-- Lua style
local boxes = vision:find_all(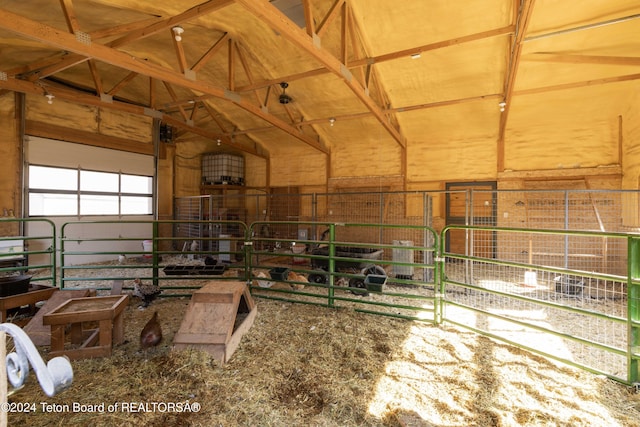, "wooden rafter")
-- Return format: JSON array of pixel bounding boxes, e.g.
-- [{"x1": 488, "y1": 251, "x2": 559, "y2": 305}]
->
[
  {"x1": 149, "y1": 77, "x2": 156, "y2": 109},
  {"x1": 228, "y1": 38, "x2": 235, "y2": 91},
  {"x1": 235, "y1": 0, "x2": 405, "y2": 148},
  {"x1": 163, "y1": 82, "x2": 189, "y2": 121},
  {"x1": 514, "y1": 72, "x2": 640, "y2": 96},
  {"x1": 340, "y1": 2, "x2": 348, "y2": 64},
  {"x1": 0, "y1": 8, "x2": 328, "y2": 154},
  {"x1": 108, "y1": 71, "x2": 139, "y2": 96},
  {"x1": 235, "y1": 42, "x2": 264, "y2": 107},
  {"x1": 316, "y1": 0, "x2": 345, "y2": 37},
  {"x1": 172, "y1": 28, "x2": 188, "y2": 73},
  {"x1": 89, "y1": 17, "x2": 163, "y2": 41},
  {"x1": 107, "y1": 0, "x2": 233, "y2": 48},
  {"x1": 497, "y1": 0, "x2": 536, "y2": 172},
  {"x1": 192, "y1": 32, "x2": 229, "y2": 72},
  {"x1": 301, "y1": 0, "x2": 314, "y2": 36},
  {"x1": 60, "y1": 0, "x2": 104, "y2": 95},
  {"x1": 523, "y1": 53, "x2": 640, "y2": 66}
]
